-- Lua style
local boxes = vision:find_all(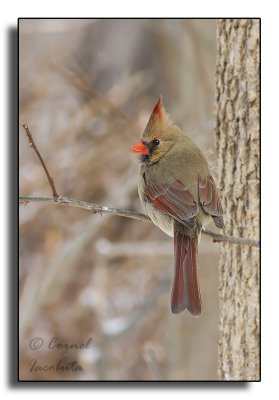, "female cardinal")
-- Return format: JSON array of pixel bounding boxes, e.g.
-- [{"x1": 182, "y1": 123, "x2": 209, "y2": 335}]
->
[{"x1": 131, "y1": 96, "x2": 223, "y2": 315}]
